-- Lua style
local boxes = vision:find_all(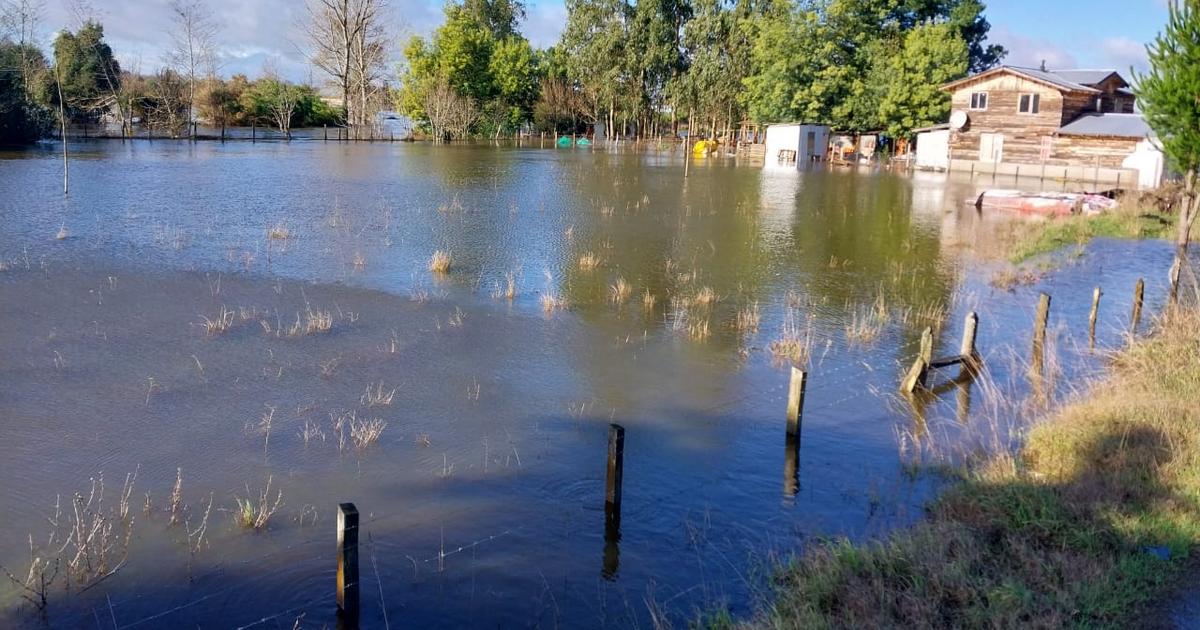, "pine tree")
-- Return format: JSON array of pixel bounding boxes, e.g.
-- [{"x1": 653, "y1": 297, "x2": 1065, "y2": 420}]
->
[{"x1": 1136, "y1": 0, "x2": 1200, "y2": 248}]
